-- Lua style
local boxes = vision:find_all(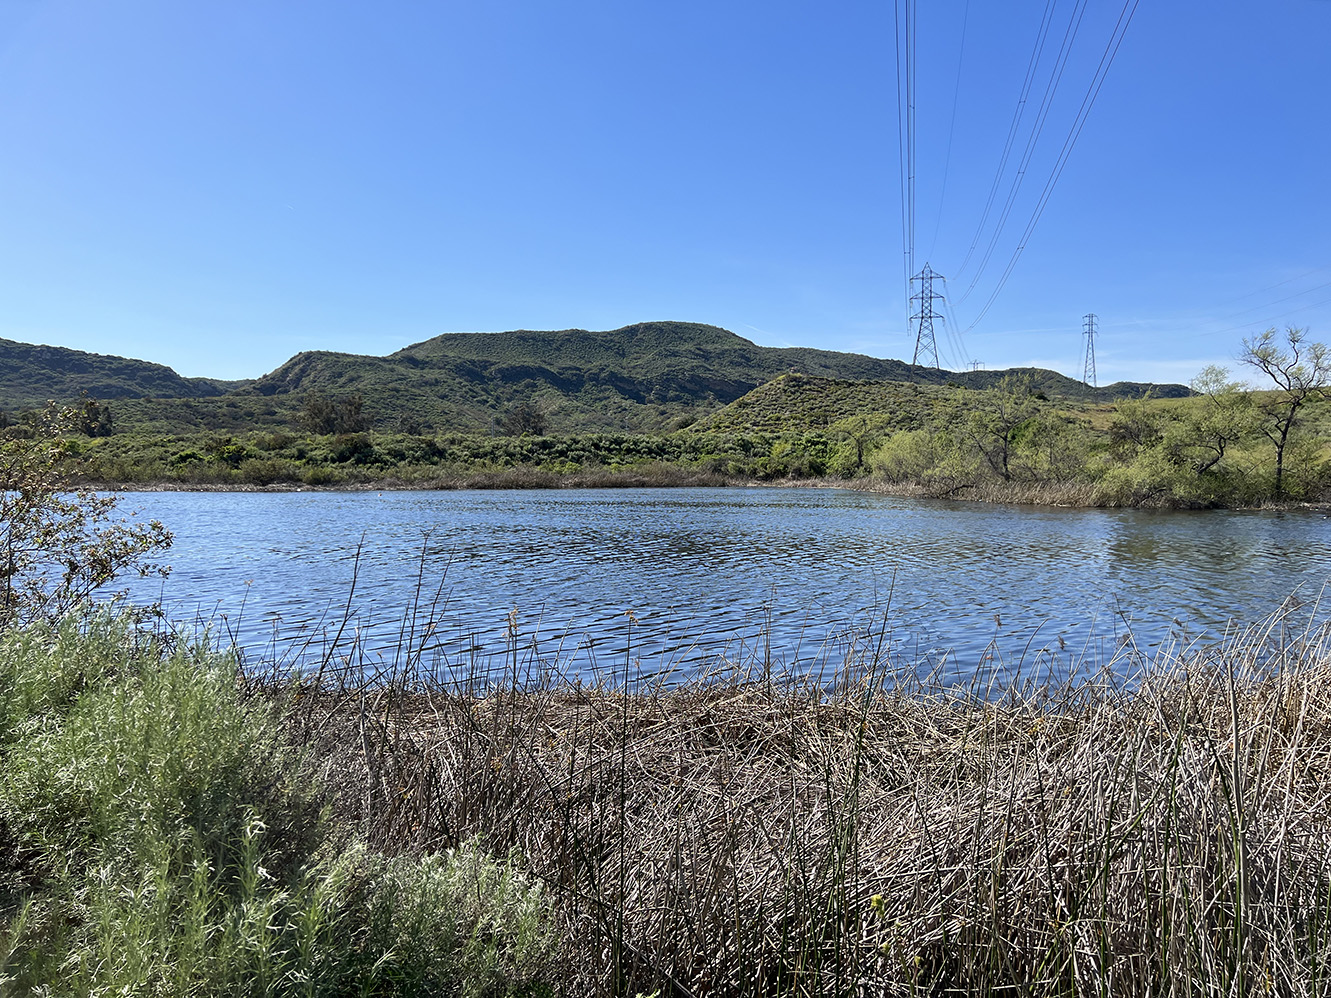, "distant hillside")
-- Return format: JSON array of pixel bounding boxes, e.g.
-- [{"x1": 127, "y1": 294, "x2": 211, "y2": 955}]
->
[
  {"x1": 249, "y1": 321, "x2": 1188, "y2": 433},
  {"x1": 693, "y1": 373, "x2": 1166, "y2": 434},
  {"x1": 0, "y1": 338, "x2": 248, "y2": 411},
  {"x1": 695, "y1": 376, "x2": 960, "y2": 434},
  {"x1": 0, "y1": 322, "x2": 1190, "y2": 434},
  {"x1": 246, "y1": 321, "x2": 932, "y2": 433}
]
